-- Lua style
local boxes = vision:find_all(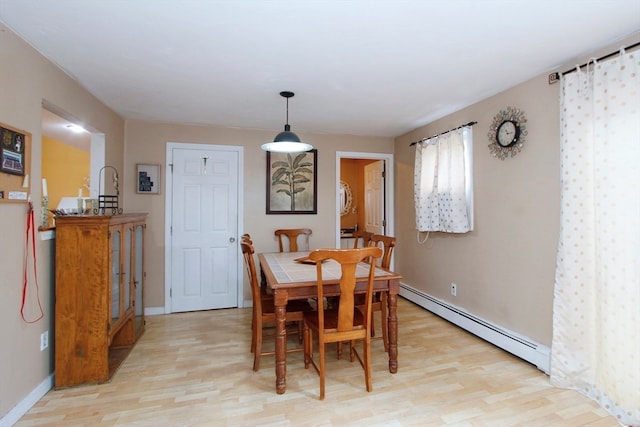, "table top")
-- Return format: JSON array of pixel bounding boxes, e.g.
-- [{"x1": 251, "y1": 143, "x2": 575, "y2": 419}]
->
[{"x1": 258, "y1": 251, "x2": 401, "y2": 290}]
